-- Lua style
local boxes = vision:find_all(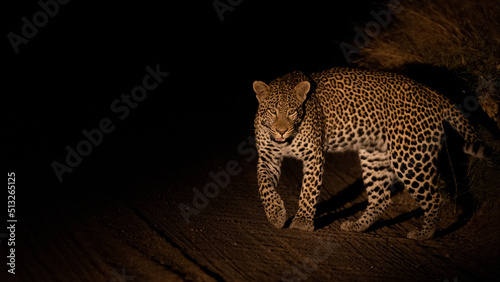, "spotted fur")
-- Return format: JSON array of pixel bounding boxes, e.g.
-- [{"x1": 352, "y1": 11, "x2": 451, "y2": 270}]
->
[{"x1": 253, "y1": 68, "x2": 492, "y2": 240}]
